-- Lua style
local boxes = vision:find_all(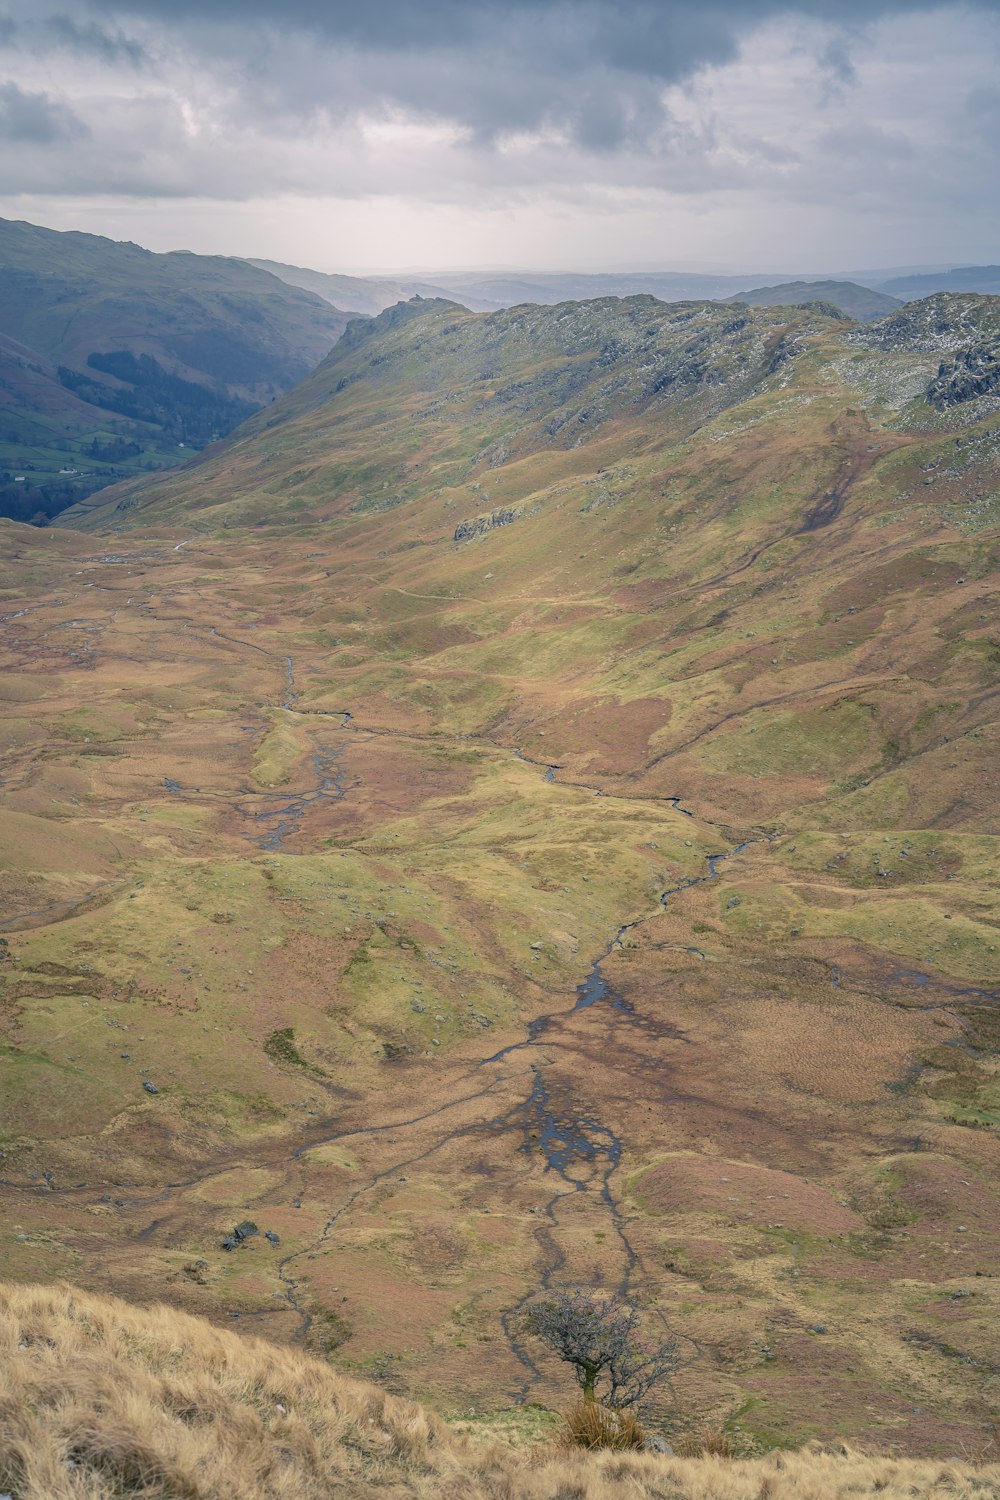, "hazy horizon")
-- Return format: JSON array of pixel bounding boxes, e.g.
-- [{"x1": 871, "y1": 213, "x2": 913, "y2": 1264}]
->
[{"x1": 0, "y1": 1, "x2": 998, "y2": 274}]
